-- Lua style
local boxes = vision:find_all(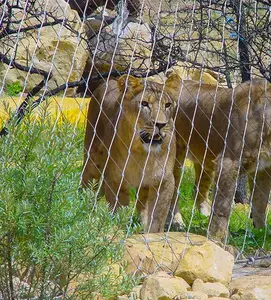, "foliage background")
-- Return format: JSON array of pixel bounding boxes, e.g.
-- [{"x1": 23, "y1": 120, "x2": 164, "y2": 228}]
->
[{"x1": 0, "y1": 102, "x2": 136, "y2": 299}]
